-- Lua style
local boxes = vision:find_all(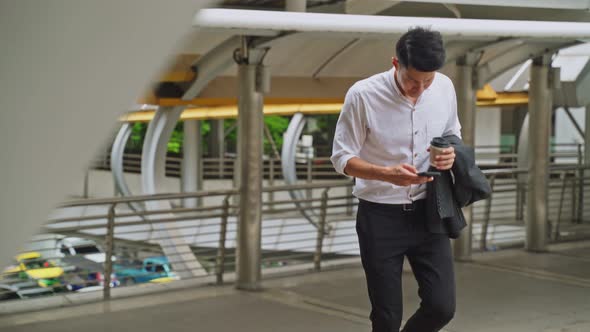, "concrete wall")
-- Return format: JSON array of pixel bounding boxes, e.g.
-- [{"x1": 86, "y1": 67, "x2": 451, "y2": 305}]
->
[{"x1": 0, "y1": 0, "x2": 216, "y2": 267}]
